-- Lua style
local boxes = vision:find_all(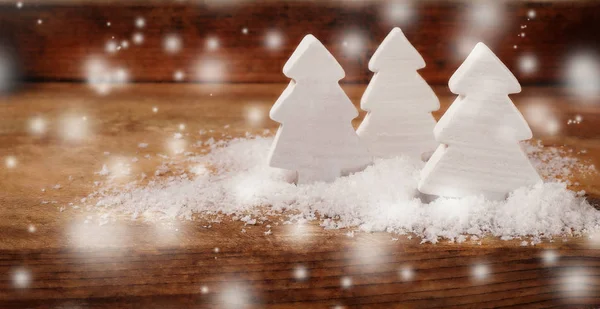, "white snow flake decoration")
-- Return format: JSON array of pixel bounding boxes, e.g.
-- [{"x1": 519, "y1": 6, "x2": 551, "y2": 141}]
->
[
  {"x1": 164, "y1": 34, "x2": 182, "y2": 54},
  {"x1": 341, "y1": 276, "x2": 353, "y2": 288},
  {"x1": 357, "y1": 27, "x2": 439, "y2": 159},
  {"x1": 28, "y1": 116, "x2": 47, "y2": 136},
  {"x1": 471, "y1": 263, "x2": 490, "y2": 281},
  {"x1": 105, "y1": 41, "x2": 118, "y2": 54},
  {"x1": 341, "y1": 31, "x2": 365, "y2": 57},
  {"x1": 565, "y1": 51, "x2": 600, "y2": 99},
  {"x1": 206, "y1": 36, "x2": 219, "y2": 51},
  {"x1": 200, "y1": 285, "x2": 209, "y2": 294},
  {"x1": 218, "y1": 282, "x2": 254, "y2": 309},
  {"x1": 559, "y1": 268, "x2": 593, "y2": 297},
  {"x1": 132, "y1": 33, "x2": 144, "y2": 45},
  {"x1": 418, "y1": 43, "x2": 542, "y2": 200},
  {"x1": 399, "y1": 266, "x2": 415, "y2": 281},
  {"x1": 268, "y1": 35, "x2": 372, "y2": 184},
  {"x1": 135, "y1": 17, "x2": 145, "y2": 29},
  {"x1": 265, "y1": 30, "x2": 283, "y2": 50},
  {"x1": 542, "y1": 249, "x2": 559, "y2": 266},
  {"x1": 197, "y1": 58, "x2": 226, "y2": 83},
  {"x1": 12, "y1": 268, "x2": 31, "y2": 288},
  {"x1": 174, "y1": 70, "x2": 185, "y2": 81},
  {"x1": 383, "y1": 1, "x2": 416, "y2": 26},
  {"x1": 293, "y1": 265, "x2": 309, "y2": 280},
  {"x1": 518, "y1": 53, "x2": 538, "y2": 74},
  {"x1": 5, "y1": 156, "x2": 17, "y2": 168}
]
